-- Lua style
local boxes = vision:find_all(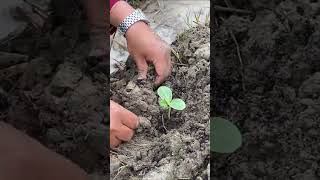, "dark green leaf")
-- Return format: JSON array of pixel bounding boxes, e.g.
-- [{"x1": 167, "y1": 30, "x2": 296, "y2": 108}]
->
[{"x1": 211, "y1": 117, "x2": 242, "y2": 153}]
